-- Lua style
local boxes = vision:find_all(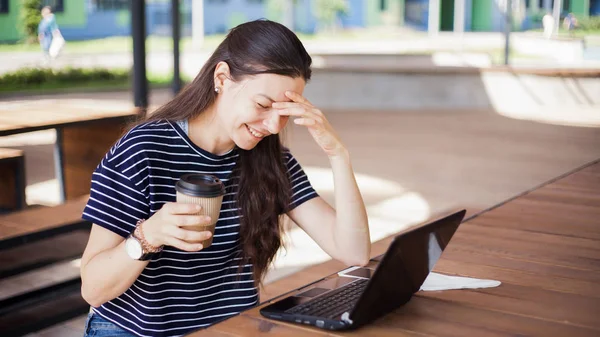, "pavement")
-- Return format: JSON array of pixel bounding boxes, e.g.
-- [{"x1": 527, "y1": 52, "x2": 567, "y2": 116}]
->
[{"x1": 1, "y1": 32, "x2": 598, "y2": 78}]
